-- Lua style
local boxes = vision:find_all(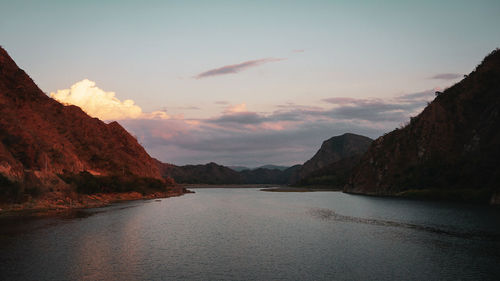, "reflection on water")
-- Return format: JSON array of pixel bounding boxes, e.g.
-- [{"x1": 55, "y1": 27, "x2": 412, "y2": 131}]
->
[{"x1": 0, "y1": 189, "x2": 499, "y2": 281}]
